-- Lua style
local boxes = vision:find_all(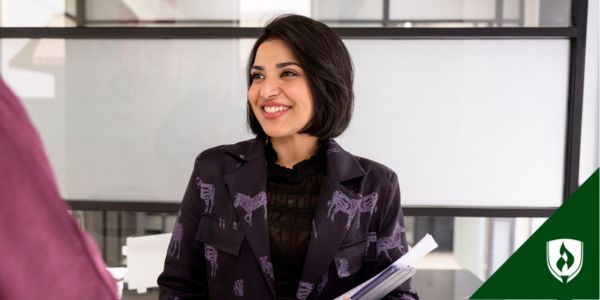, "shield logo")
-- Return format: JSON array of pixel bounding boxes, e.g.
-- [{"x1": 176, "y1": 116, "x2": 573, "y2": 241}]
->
[{"x1": 546, "y1": 239, "x2": 583, "y2": 283}]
